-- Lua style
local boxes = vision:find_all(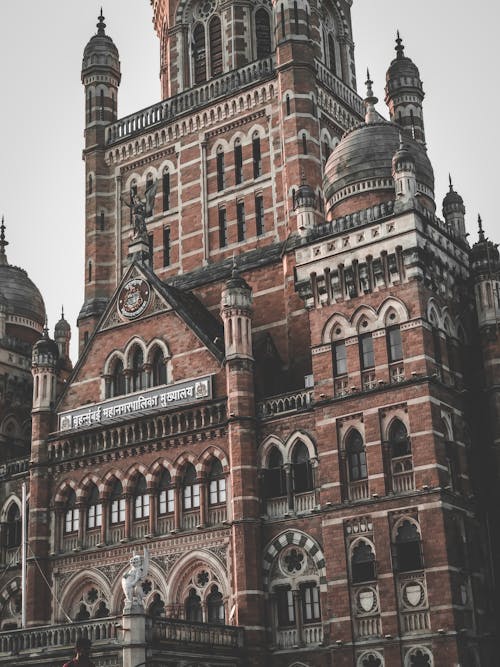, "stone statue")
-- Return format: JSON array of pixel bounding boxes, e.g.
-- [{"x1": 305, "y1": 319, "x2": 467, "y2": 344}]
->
[
  {"x1": 121, "y1": 548, "x2": 149, "y2": 611},
  {"x1": 122, "y1": 180, "x2": 157, "y2": 240}
]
